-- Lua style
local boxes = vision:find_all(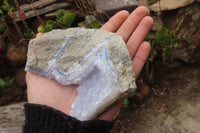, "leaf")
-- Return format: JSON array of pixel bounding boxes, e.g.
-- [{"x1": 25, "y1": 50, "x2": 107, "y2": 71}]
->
[
  {"x1": 129, "y1": 91, "x2": 136, "y2": 97},
  {"x1": 62, "y1": 11, "x2": 76, "y2": 28},
  {"x1": 123, "y1": 98, "x2": 129, "y2": 106},
  {"x1": 56, "y1": 9, "x2": 65, "y2": 20},
  {"x1": 24, "y1": 29, "x2": 34, "y2": 38},
  {"x1": 173, "y1": 43, "x2": 179, "y2": 48},
  {"x1": 0, "y1": 24, "x2": 6, "y2": 34},
  {"x1": 37, "y1": 25, "x2": 46, "y2": 33},
  {"x1": 85, "y1": 20, "x2": 102, "y2": 29},
  {"x1": 0, "y1": 79, "x2": 4, "y2": 86},
  {"x1": 46, "y1": 20, "x2": 57, "y2": 31},
  {"x1": 166, "y1": 47, "x2": 171, "y2": 56},
  {"x1": 3, "y1": 0, "x2": 9, "y2": 4},
  {"x1": 0, "y1": 77, "x2": 13, "y2": 90},
  {"x1": 149, "y1": 27, "x2": 179, "y2": 62},
  {"x1": 0, "y1": 9, "x2": 3, "y2": 16},
  {"x1": 2, "y1": 5, "x2": 7, "y2": 11},
  {"x1": 154, "y1": 27, "x2": 178, "y2": 48}
]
